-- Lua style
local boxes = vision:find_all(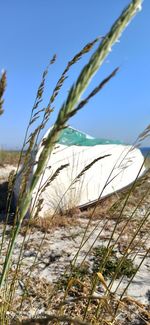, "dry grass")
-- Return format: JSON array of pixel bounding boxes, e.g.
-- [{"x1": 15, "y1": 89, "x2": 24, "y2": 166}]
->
[
  {"x1": 0, "y1": 150, "x2": 20, "y2": 166},
  {"x1": 21, "y1": 212, "x2": 80, "y2": 234},
  {"x1": 0, "y1": 176, "x2": 149, "y2": 324},
  {"x1": 7, "y1": 270, "x2": 150, "y2": 325}
]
